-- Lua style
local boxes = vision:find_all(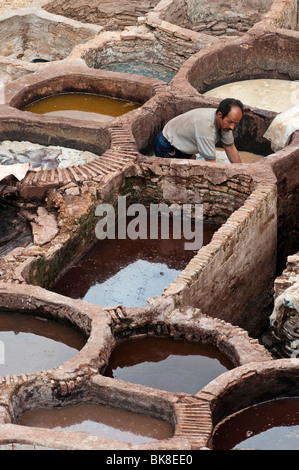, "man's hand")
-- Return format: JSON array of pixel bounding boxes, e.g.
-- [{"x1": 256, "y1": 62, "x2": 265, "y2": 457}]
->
[{"x1": 223, "y1": 144, "x2": 241, "y2": 163}]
